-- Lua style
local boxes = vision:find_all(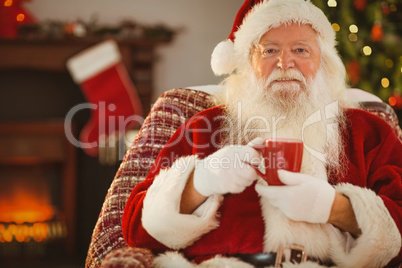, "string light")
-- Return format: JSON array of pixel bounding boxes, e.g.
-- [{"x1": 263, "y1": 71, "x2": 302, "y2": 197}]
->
[
  {"x1": 381, "y1": 78, "x2": 390, "y2": 88},
  {"x1": 332, "y1": 23, "x2": 340, "y2": 32},
  {"x1": 362, "y1": 46, "x2": 372, "y2": 56},
  {"x1": 4, "y1": 0, "x2": 13, "y2": 7},
  {"x1": 348, "y1": 34, "x2": 358, "y2": 42},
  {"x1": 349, "y1": 24, "x2": 358, "y2": 33},
  {"x1": 385, "y1": 59, "x2": 393, "y2": 68},
  {"x1": 389, "y1": 97, "x2": 397, "y2": 107},
  {"x1": 16, "y1": 13, "x2": 25, "y2": 22},
  {"x1": 327, "y1": 0, "x2": 337, "y2": 7}
]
